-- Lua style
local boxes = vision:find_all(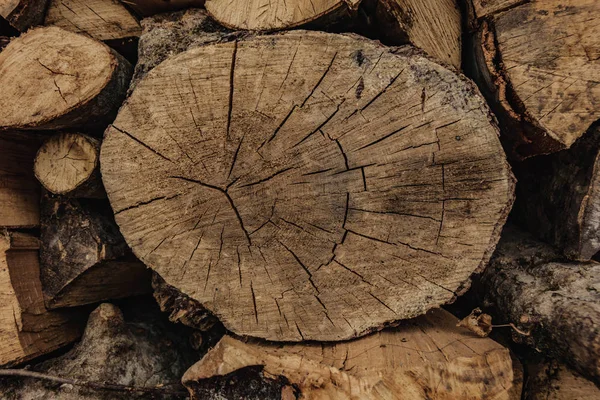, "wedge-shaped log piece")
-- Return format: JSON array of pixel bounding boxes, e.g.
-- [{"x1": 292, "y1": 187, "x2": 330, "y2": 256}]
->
[
  {"x1": 184, "y1": 309, "x2": 521, "y2": 400},
  {"x1": 0, "y1": 0, "x2": 47, "y2": 31},
  {"x1": 0, "y1": 27, "x2": 132, "y2": 131},
  {"x1": 101, "y1": 31, "x2": 515, "y2": 341},
  {"x1": 0, "y1": 232, "x2": 81, "y2": 367}
]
